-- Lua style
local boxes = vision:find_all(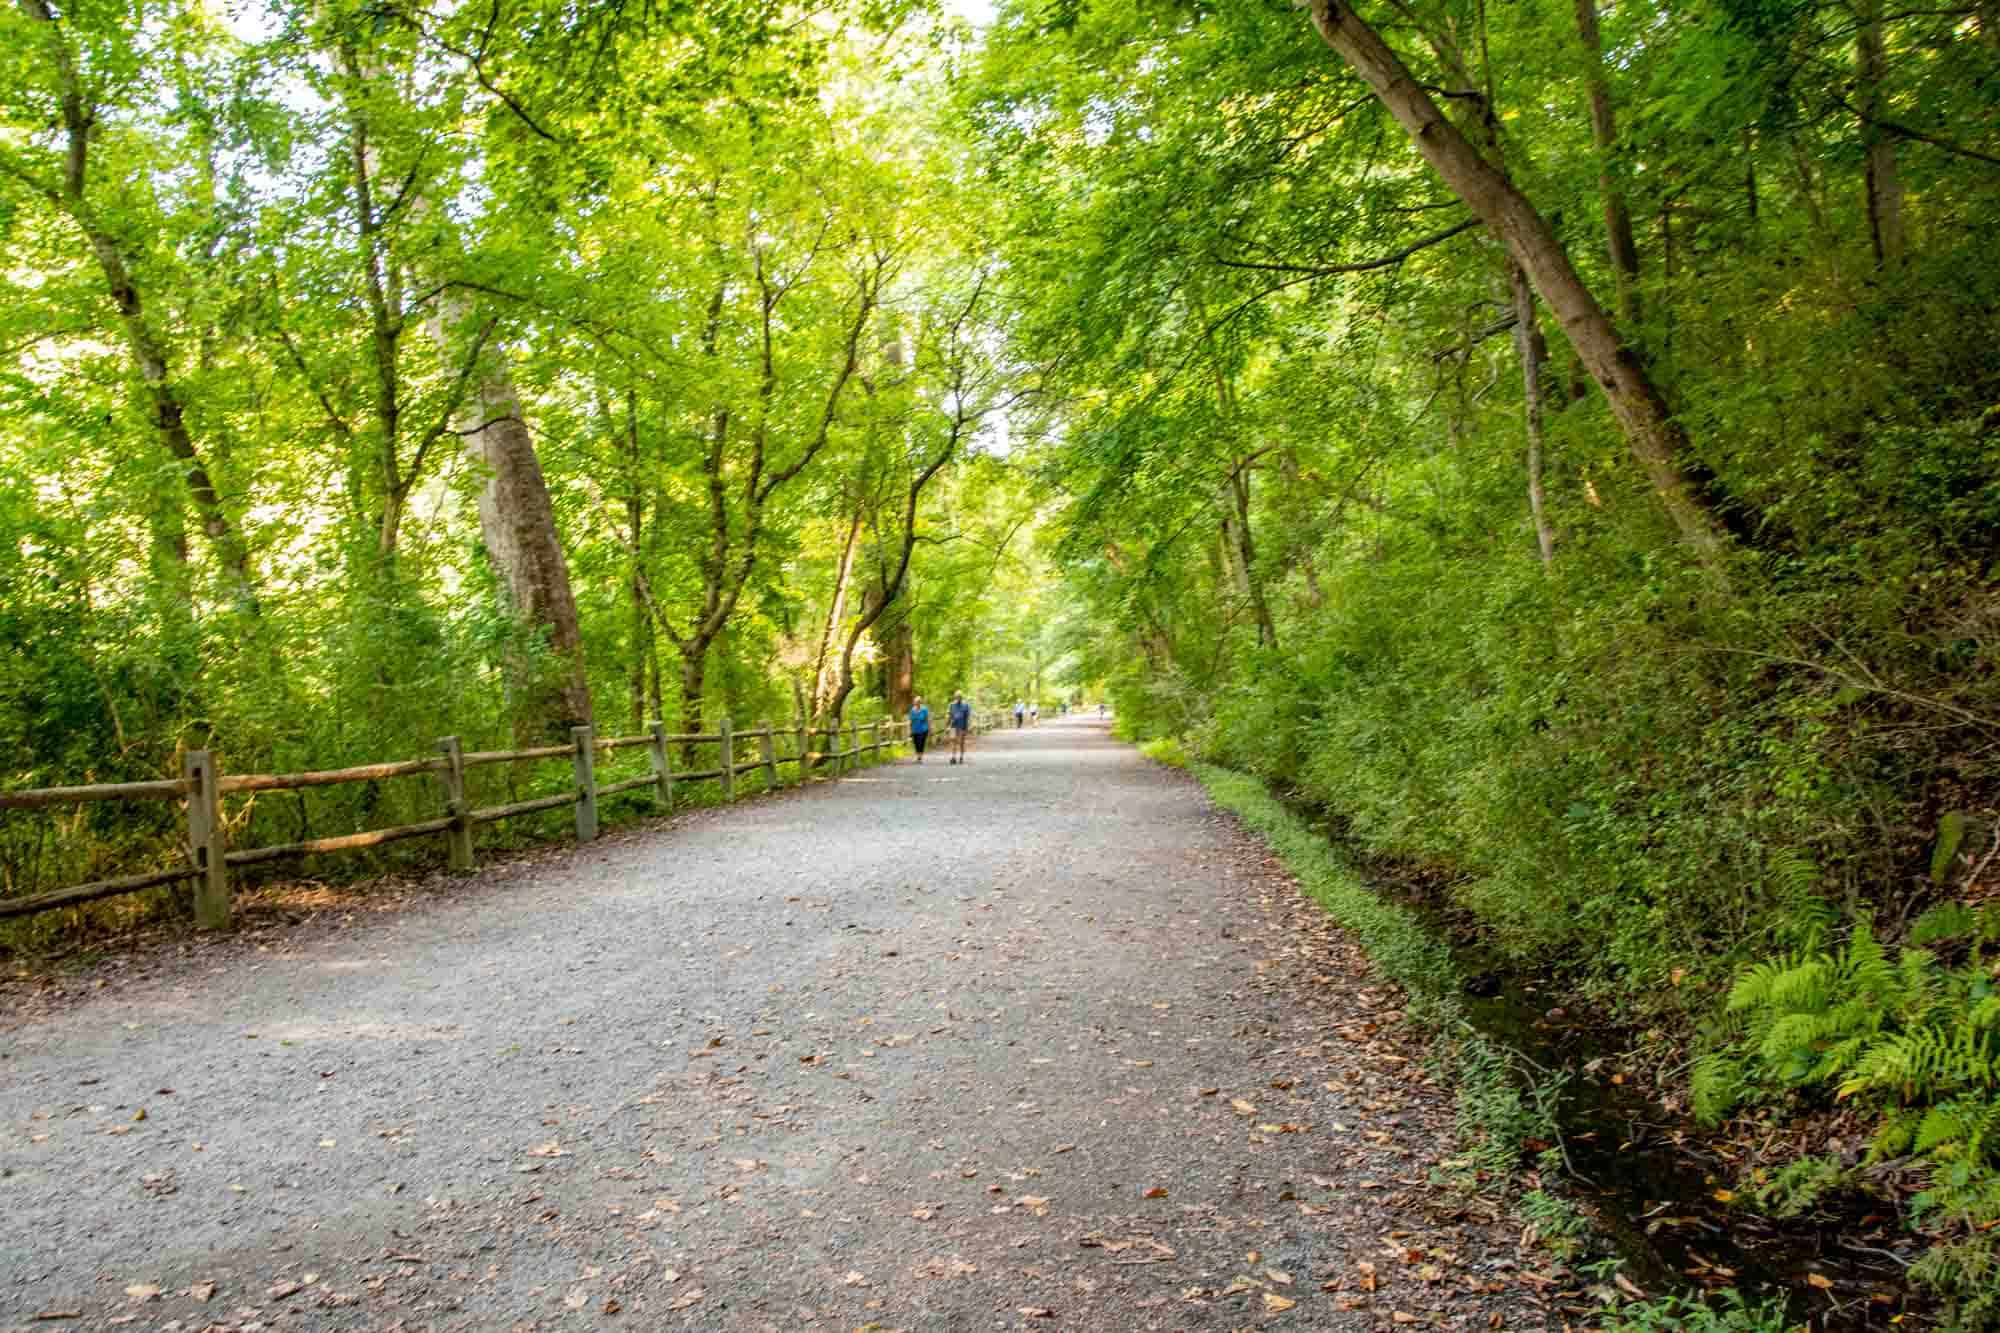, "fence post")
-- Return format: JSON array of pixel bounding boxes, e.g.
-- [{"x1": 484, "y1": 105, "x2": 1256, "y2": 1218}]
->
[
  {"x1": 183, "y1": 750, "x2": 229, "y2": 930},
  {"x1": 719, "y1": 716, "x2": 735, "y2": 801},
  {"x1": 758, "y1": 718, "x2": 778, "y2": 790},
  {"x1": 648, "y1": 720, "x2": 671, "y2": 810},
  {"x1": 846, "y1": 719, "x2": 859, "y2": 774},
  {"x1": 572, "y1": 724, "x2": 598, "y2": 843},
  {"x1": 795, "y1": 715, "x2": 811, "y2": 784},
  {"x1": 438, "y1": 736, "x2": 474, "y2": 872}
]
